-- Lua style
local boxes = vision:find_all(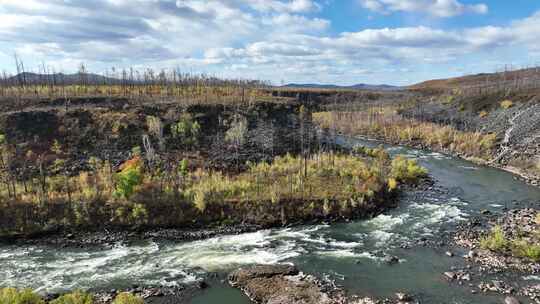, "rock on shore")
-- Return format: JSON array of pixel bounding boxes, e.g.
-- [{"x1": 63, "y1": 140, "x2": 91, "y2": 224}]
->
[
  {"x1": 228, "y1": 265, "x2": 345, "y2": 304},
  {"x1": 228, "y1": 265, "x2": 415, "y2": 304}
]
